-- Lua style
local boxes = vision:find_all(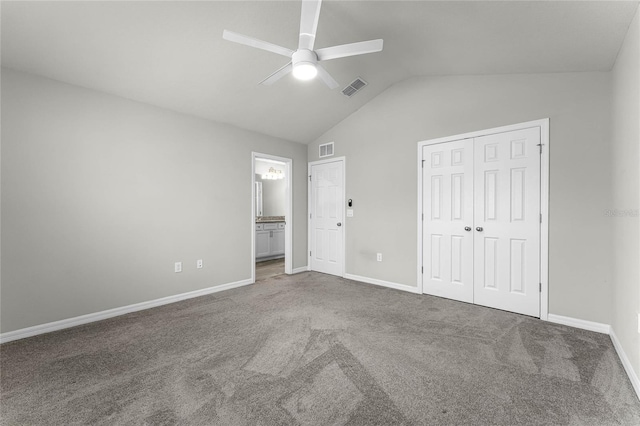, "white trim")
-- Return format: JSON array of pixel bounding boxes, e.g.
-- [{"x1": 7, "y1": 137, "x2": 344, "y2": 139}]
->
[
  {"x1": 292, "y1": 266, "x2": 308, "y2": 274},
  {"x1": 539, "y1": 118, "x2": 550, "y2": 321},
  {"x1": 417, "y1": 141, "x2": 424, "y2": 294},
  {"x1": 610, "y1": 328, "x2": 640, "y2": 400},
  {"x1": 417, "y1": 118, "x2": 550, "y2": 319},
  {"x1": 344, "y1": 273, "x2": 421, "y2": 294},
  {"x1": 0, "y1": 278, "x2": 253, "y2": 344},
  {"x1": 252, "y1": 152, "x2": 293, "y2": 280},
  {"x1": 545, "y1": 314, "x2": 639, "y2": 401},
  {"x1": 547, "y1": 313, "x2": 611, "y2": 334},
  {"x1": 419, "y1": 119, "x2": 551, "y2": 146},
  {"x1": 308, "y1": 156, "x2": 346, "y2": 278}
]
